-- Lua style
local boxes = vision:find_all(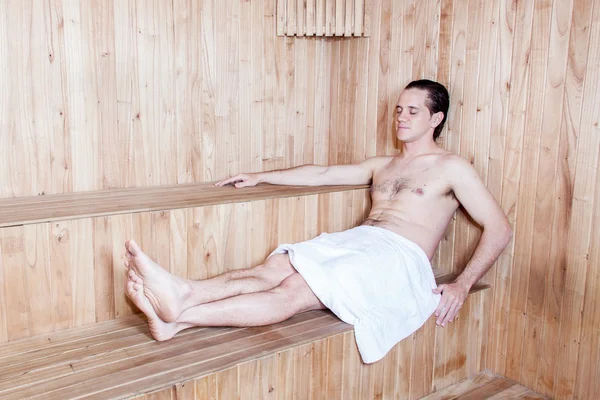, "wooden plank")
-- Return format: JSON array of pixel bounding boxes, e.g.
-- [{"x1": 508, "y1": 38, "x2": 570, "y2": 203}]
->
[
  {"x1": 310, "y1": 340, "x2": 328, "y2": 399},
  {"x1": 345, "y1": 0, "x2": 354, "y2": 36},
  {"x1": 505, "y1": 0, "x2": 551, "y2": 381},
  {"x1": 275, "y1": 346, "x2": 295, "y2": 399},
  {"x1": 335, "y1": 0, "x2": 345, "y2": 36},
  {"x1": 326, "y1": 0, "x2": 335, "y2": 36},
  {"x1": 277, "y1": 0, "x2": 286, "y2": 35},
  {"x1": 293, "y1": 343, "x2": 312, "y2": 399},
  {"x1": 1, "y1": 227, "x2": 31, "y2": 341},
  {"x1": 250, "y1": 0, "x2": 265, "y2": 173},
  {"x1": 354, "y1": 0, "x2": 364, "y2": 36},
  {"x1": 306, "y1": 0, "x2": 316, "y2": 36},
  {"x1": 518, "y1": 0, "x2": 573, "y2": 391},
  {"x1": 195, "y1": 373, "x2": 217, "y2": 400},
  {"x1": 315, "y1": 0, "x2": 325, "y2": 36},
  {"x1": 490, "y1": 0, "x2": 534, "y2": 377},
  {"x1": 397, "y1": 331, "x2": 414, "y2": 397},
  {"x1": 169, "y1": 209, "x2": 188, "y2": 278},
  {"x1": 456, "y1": 377, "x2": 516, "y2": 400},
  {"x1": 111, "y1": 214, "x2": 135, "y2": 318},
  {"x1": 413, "y1": 0, "x2": 428, "y2": 79},
  {"x1": 534, "y1": 0, "x2": 592, "y2": 396},
  {"x1": 260, "y1": 354, "x2": 278, "y2": 399},
  {"x1": 0, "y1": 0, "x2": 9, "y2": 197},
  {"x1": 216, "y1": 366, "x2": 238, "y2": 400},
  {"x1": 341, "y1": 331, "x2": 360, "y2": 399},
  {"x1": 557, "y1": 1, "x2": 600, "y2": 398},
  {"x1": 71, "y1": 219, "x2": 95, "y2": 326},
  {"x1": 22, "y1": 224, "x2": 53, "y2": 337},
  {"x1": 287, "y1": 0, "x2": 297, "y2": 36},
  {"x1": 326, "y1": 333, "x2": 344, "y2": 399},
  {"x1": 486, "y1": 383, "x2": 547, "y2": 399},
  {"x1": 50, "y1": 221, "x2": 73, "y2": 331},
  {"x1": 421, "y1": 371, "x2": 496, "y2": 399},
  {"x1": 375, "y1": 0, "x2": 392, "y2": 155},
  {"x1": 93, "y1": 216, "x2": 115, "y2": 322},
  {"x1": 410, "y1": 318, "x2": 436, "y2": 399},
  {"x1": 485, "y1": 0, "x2": 516, "y2": 374},
  {"x1": 297, "y1": 0, "x2": 306, "y2": 37},
  {"x1": 238, "y1": 358, "x2": 261, "y2": 399},
  {"x1": 239, "y1": 0, "x2": 253, "y2": 174},
  {"x1": 200, "y1": 0, "x2": 216, "y2": 181},
  {"x1": 0, "y1": 183, "x2": 369, "y2": 228},
  {"x1": 0, "y1": 314, "x2": 145, "y2": 359}
]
